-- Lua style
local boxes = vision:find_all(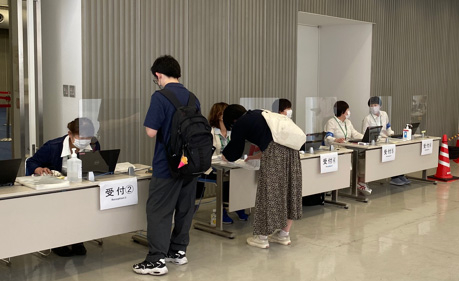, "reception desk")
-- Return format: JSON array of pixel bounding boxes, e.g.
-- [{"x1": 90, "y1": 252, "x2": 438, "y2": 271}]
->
[
  {"x1": 0, "y1": 171, "x2": 150, "y2": 261},
  {"x1": 194, "y1": 148, "x2": 353, "y2": 238}
]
